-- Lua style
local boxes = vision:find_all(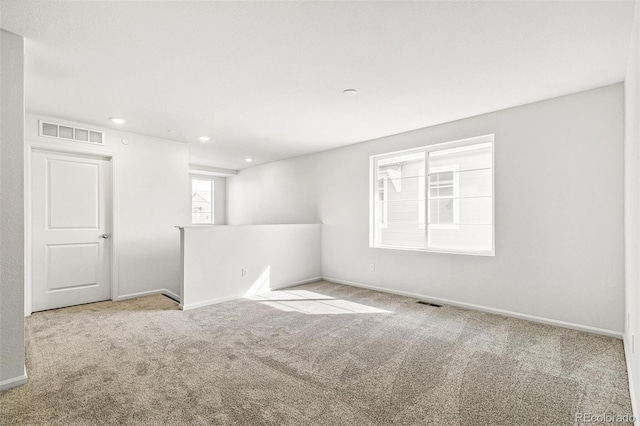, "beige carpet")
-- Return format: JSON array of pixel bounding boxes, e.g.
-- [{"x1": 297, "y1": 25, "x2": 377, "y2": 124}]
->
[{"x1": 0, "y1": 281, "x2": 633, "y2": 425}]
